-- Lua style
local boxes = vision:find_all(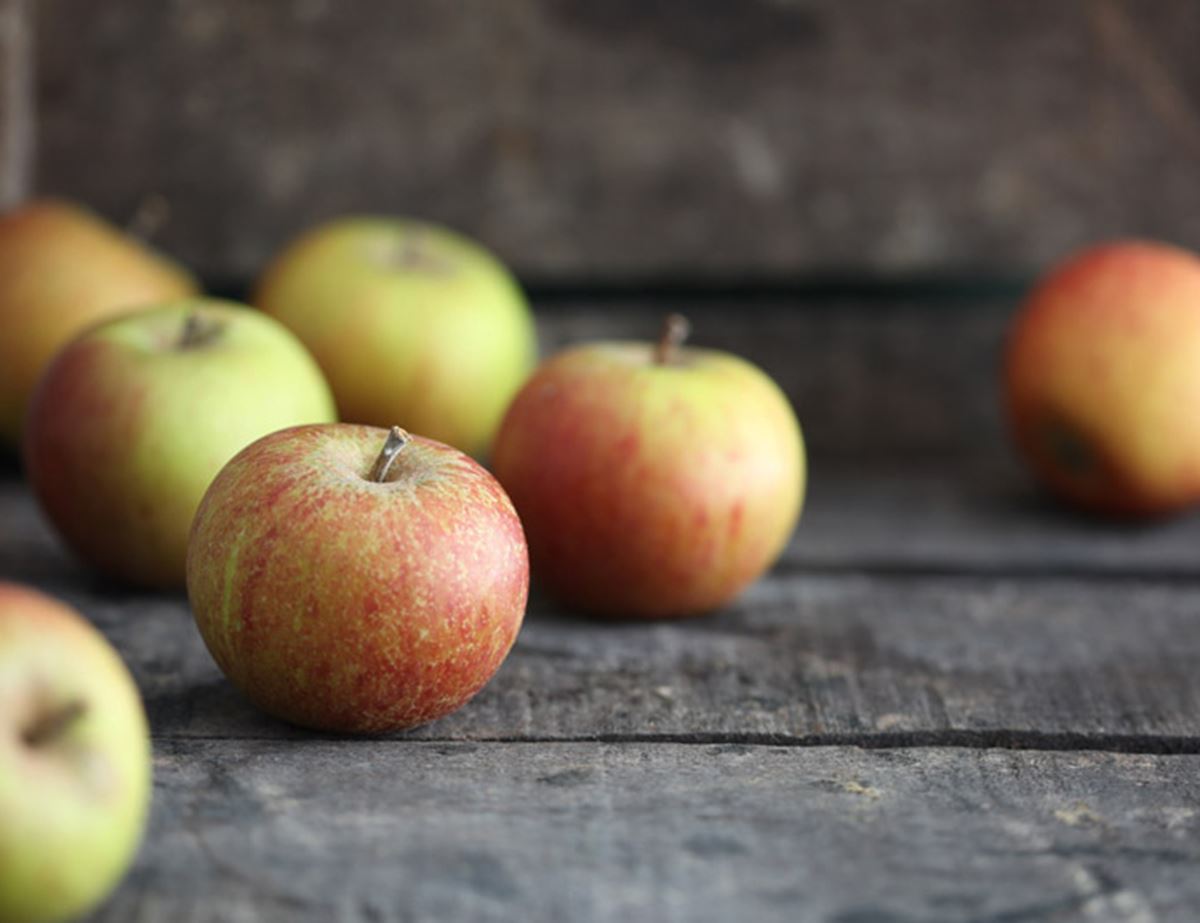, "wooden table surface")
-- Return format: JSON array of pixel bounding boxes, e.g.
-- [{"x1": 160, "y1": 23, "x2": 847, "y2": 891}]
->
[{"x1": 5, "y1": 305, "x2": 1200, "y2": 922}]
